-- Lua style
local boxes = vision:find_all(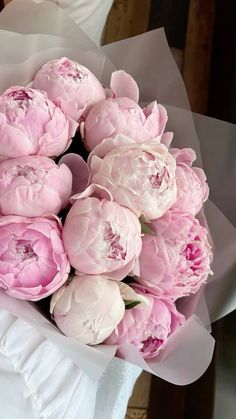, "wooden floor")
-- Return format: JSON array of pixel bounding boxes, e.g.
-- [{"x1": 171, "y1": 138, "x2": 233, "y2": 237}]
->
[
  {"x1": 126, "y1": 371, "x2": 151, "y2": 418},
  {"x1": 103, "y1": 0, "x2": 151, "y2": 44}
]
